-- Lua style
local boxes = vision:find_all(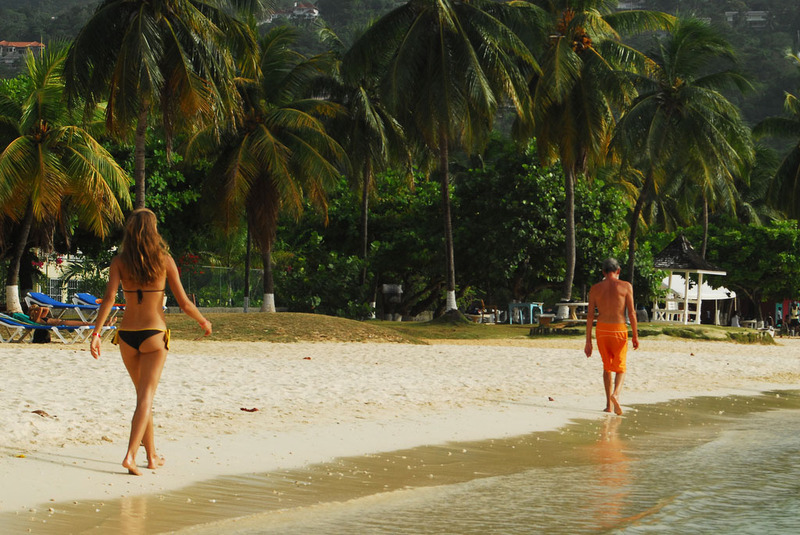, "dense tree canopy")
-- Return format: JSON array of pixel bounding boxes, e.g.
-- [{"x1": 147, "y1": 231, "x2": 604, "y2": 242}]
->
[
  {"x1": 614, "y1": 17, "x2": 754, "y2": 279},
  {"x1": 274, "y1": 138, "x2": 640, "y2": 319},
  {"x1": 64, "y1": 0, "x2": 258, "y2": 208},
  {"x1": 681, "y1": 219, "x2": 800, "y2": 318}
]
